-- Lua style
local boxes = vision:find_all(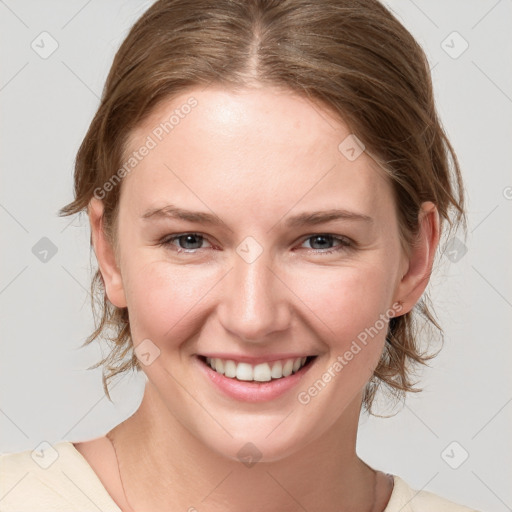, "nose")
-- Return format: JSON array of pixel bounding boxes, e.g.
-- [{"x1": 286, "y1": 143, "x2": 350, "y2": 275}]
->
[{"x1": 218, "y1": 248, "x2": 291, "y2": 342}]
